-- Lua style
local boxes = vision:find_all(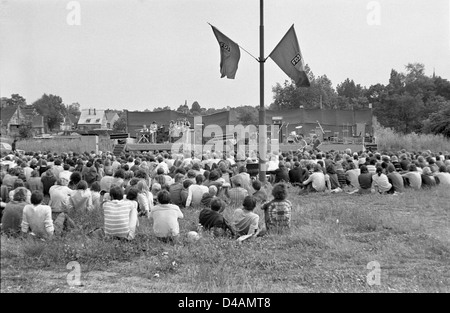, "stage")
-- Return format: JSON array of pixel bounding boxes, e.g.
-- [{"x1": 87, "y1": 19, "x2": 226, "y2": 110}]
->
[{"x1": 125, "y1": 142, "x2": 366, "y2": 153}]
